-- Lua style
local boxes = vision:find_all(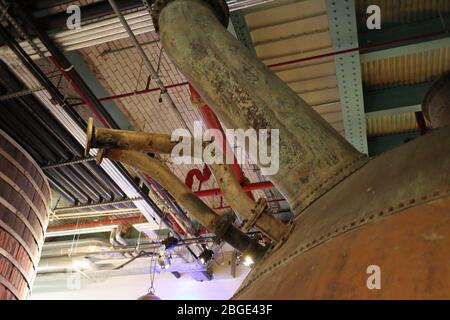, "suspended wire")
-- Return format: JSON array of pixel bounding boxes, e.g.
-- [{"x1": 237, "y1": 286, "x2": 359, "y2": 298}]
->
[
  {"x1": 147, "y1": 211, "x2": 165, "y2": 295},
  {"x1": 68, "y1": 217, "x2": 80, "y2": 257}
]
